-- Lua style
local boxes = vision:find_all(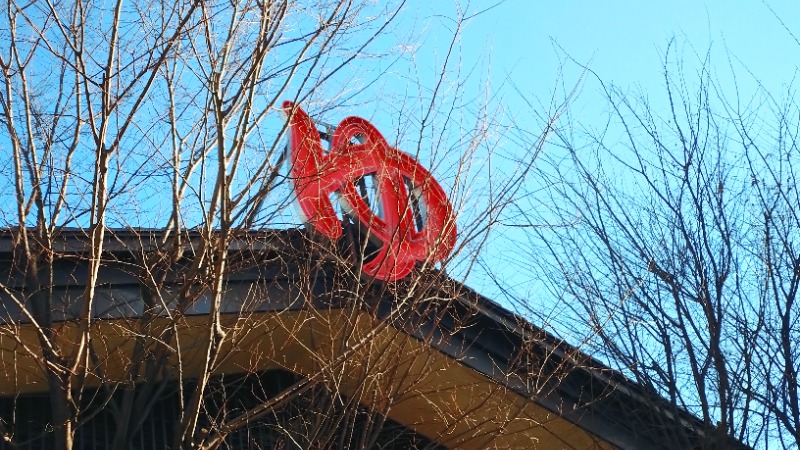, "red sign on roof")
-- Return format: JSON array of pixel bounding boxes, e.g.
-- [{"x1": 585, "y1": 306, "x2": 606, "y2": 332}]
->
[{"x1": 283, "y1": 101, "x2": 456, "y2": 281}]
